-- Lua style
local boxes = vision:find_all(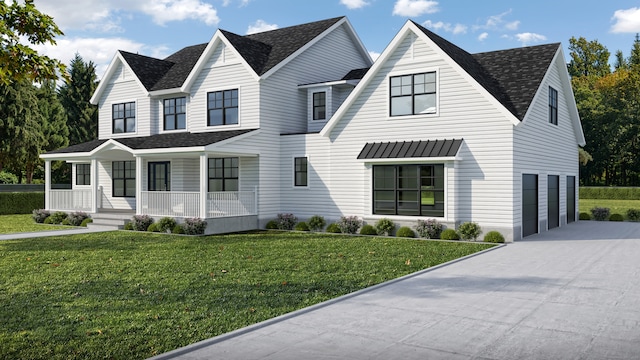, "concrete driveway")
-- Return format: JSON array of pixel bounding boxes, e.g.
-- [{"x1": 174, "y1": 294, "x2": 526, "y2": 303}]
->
[{"x1": 151, "y1": 221, "x2": 640, "y2": 360}]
